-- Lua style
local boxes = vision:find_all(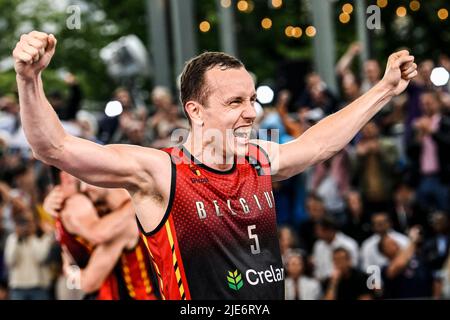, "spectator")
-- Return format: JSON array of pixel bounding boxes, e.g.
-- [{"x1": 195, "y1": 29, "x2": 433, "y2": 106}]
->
[
  {"x1": 407, "y1": 90, "x2": 448, "y2": 212},
  {"x1": 297, "y1": 193, "x2": 326, "y2": 254},
  {"x1": 0, "y1": 180, "x2": 14, "y2": 234},
  {"x1": 361, "y1": 59, "x2": 382, "y2": 93},
  {"x1": 4, "y1": 209, "x2": 53, "y2": 300},
  {"x1": 335, "y1": 43, "x2": 395, "y2": 132},
  {"x1": 390, "y1": 182, "x2": 427, "y2": 234},
  {"x1": 335, "y1": 42, "x2": 362, "y2": 77},
  {"x1": 312, "y1": 216, "x2": 359, "y2": 281},
  {"x1": 294, "y1": 73, "x2": 338, "y2": 115},
  {"x1": 404, "y1": 60, "x2": 435, "y2": 145},
  {"x1": 278, "y1": 225, "x2": 298, "y2": 264},
  {"x1": 360, "y1": 212, "x2": 409, "y2": 272},
  {"x1": 379, "y1": 226, "x2": 433, "y2": 299},
  {"x1": 150, "y1": 105, "x2": 188, "y2": 148},
  {"x1": 431, "y1": 91, "x2": 450, "y2": 185},
  {"x1": 285, "y1": 250, "x2": 322, "y2": 300},
  {"x1": 0, "y1": 95, "x2": 20, "y2": 135},
  {"x1": 340, "y1": 73, "x2": 362, "y2": 108},
  {"x1": 323, "y1": 247, "x2": 373, "y2": 300},
  {"x1": 353, "y1": 121, "x2": 399, "y2": 213},
  {"x1": 97, "y1": 87, "x2": 136, "y2": 144},
  {"x1": 48, "y1": 72, "x2": 82, "y2": 121},
  {"x1": 335, "y1": 42, "x2": 381, "y2": 93},
  {"x1": 311, "y1": 150, "x2": 351, "y2": 225},
  {"x1": 341, "y1": 190, "x2": 372, "y2": 245},
  {"x1": 147, "y1": 86, "x2": 188, "y2": 148},
  {"x1": 76, "y1": 110, "x2": 100, "y2": 143},
  {"x1": 276, "y1": 90, "x2": 309, "y2": 139},
  {"x1": 378, "y1": 94, "x2": 408, "y2": 138},
  {"x1": 423, "y1": 212, "x2": 450, "y2": 278},
  {"x1": 273, "y1": 91, "x2": 310, "y2": 225}
]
